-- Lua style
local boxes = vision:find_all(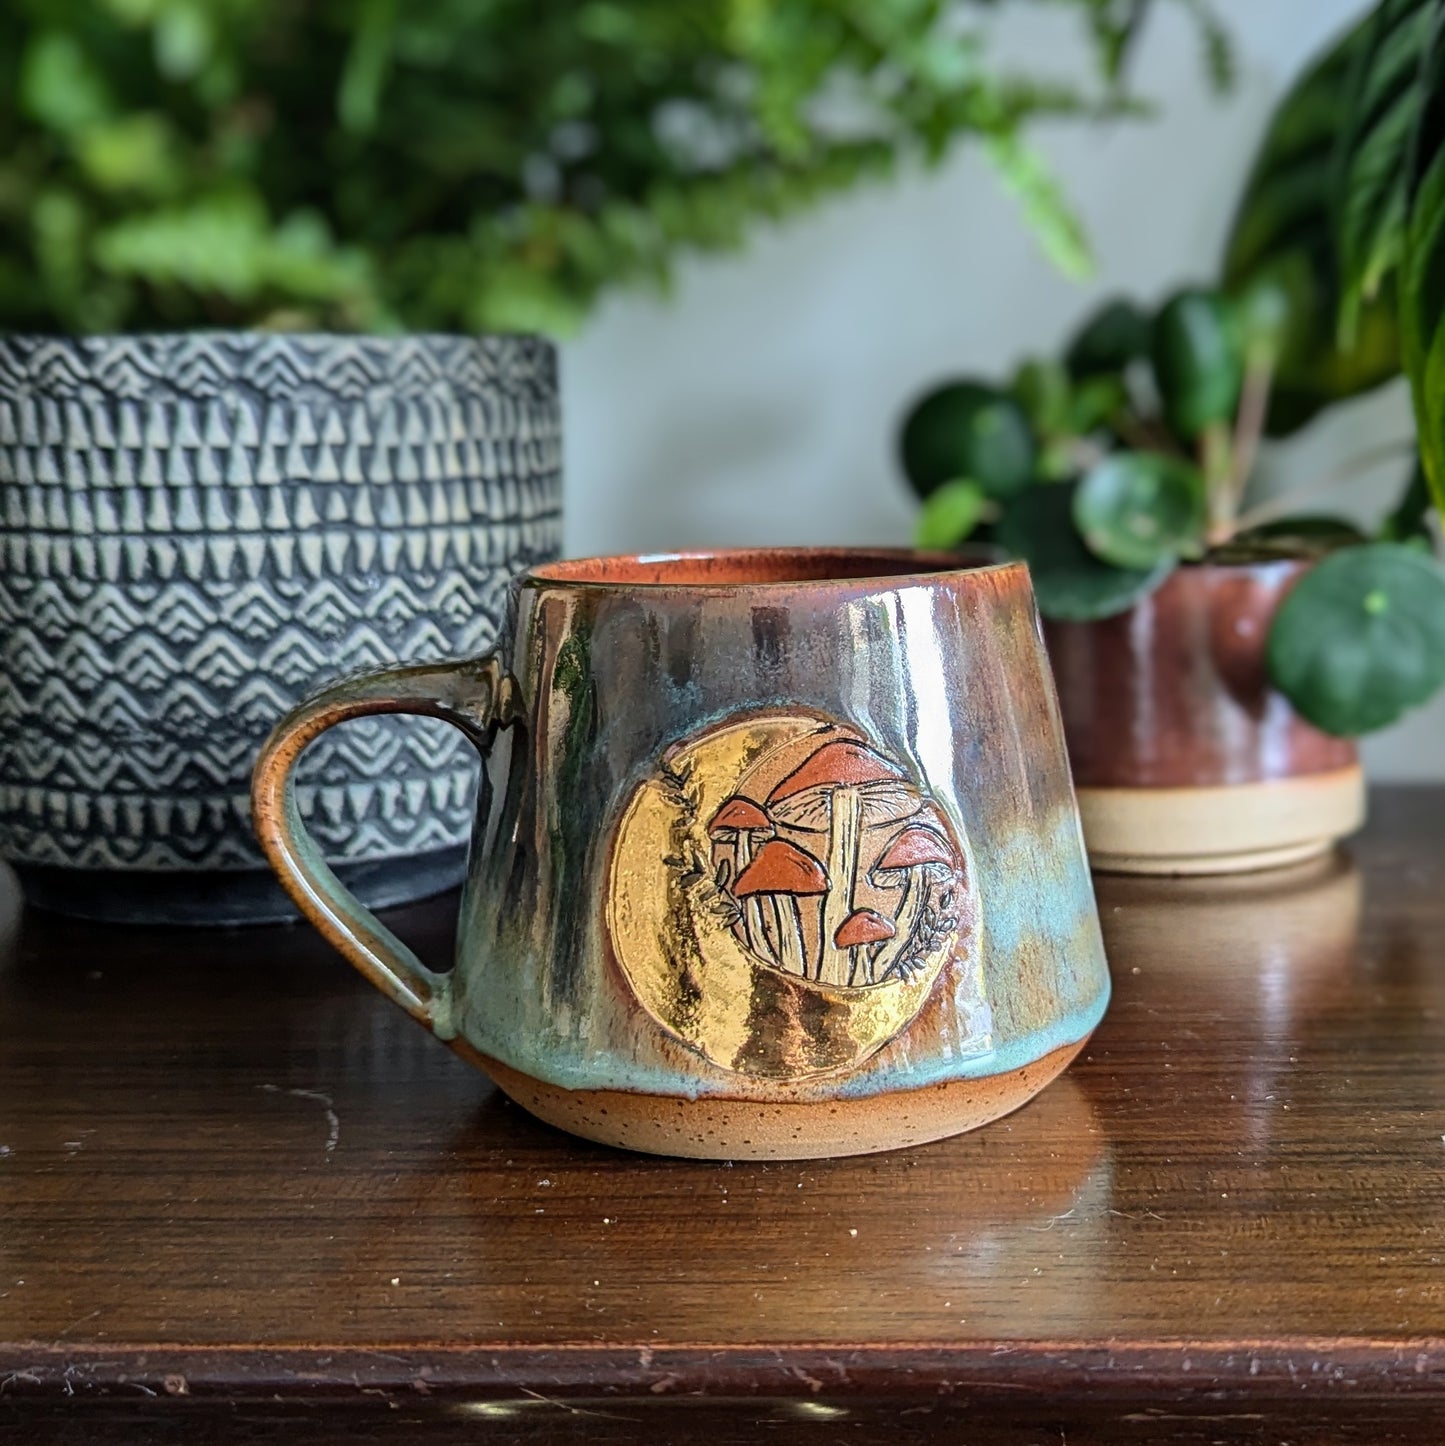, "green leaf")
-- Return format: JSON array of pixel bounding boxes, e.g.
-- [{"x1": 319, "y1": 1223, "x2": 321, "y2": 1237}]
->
[
  {"x1": 1222, "y1": 17, "x2": 1401, "y2": 433},
  {"x1": 94, "y1": 190, "x2": 272, "y2": 299},
  {"x1": 339, "y1": 0, "x2": 399, "y2": 134},
  {"x1": 20, "y1": 32, "x2": 113, "y2": 134},
  {"x1": 76, "y1": 115, "x2": 180, "y2": 197},
  {"x1": 153, "y1": 4, "x2": 214, "y2": 80},
  {"x1": 1180, "y1": 0, "x2": 1237, "y2": 92},
  {"x1": 1229, "y1": 273, "x2": 1291, "y2": 366},
  {"x1": 1335, "y1": 0, "x2": 1434, "y2": 344},
  {"x1": 1267, "y1": 542, "x2": 1445, "y2": 734},
  {"x1": 1151, "y1": 288, "x2": 1243, "y2": 440},
  {"x1": 1064, "y1": 297, "x2": 1152, "y2": 378},
  {"x1": 1073, "y1": 453, "x2": 1206, "y2": 570},
  {"x1": 898, "y1": 381, "x2": 1038, "y2": 502},
  {"x1": 984, "y1": 134, "x2": 1093, "y2": 280},
  {"x1": 1068, "y1": 374, "x2": 1128, "y2": 435},
  {"x1": 31, "y1": 189, "x2": 88, "y2": 318},
  {"x1": 997, "y1": 481, "x2": 1176, "y2": 622},
  {"x1": 916, "y1": 479, "x2": 988, "y2": 549},
  {"x1": 1400, "y1": 7, "x2": 1445, "y2": 517},
  {"x1": 1010, "y1": 358, "x2": 1071, "y2": 439},
  {"x1": 93, "y1": 192, "x2": 369, "y2": 310},
  {"x1": 0, "y1": 0, "x2": 1232, "y2": 335}
]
